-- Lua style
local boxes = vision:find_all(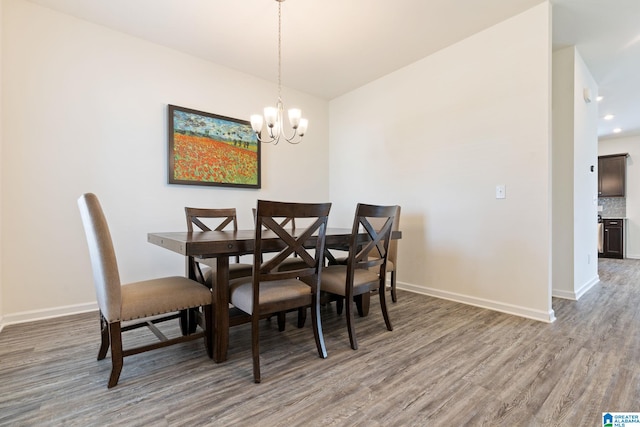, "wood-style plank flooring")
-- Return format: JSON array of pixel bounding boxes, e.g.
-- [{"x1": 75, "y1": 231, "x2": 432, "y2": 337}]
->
[{"x1": 1, "y1": 259, "x2": 639, "y2": 426}]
